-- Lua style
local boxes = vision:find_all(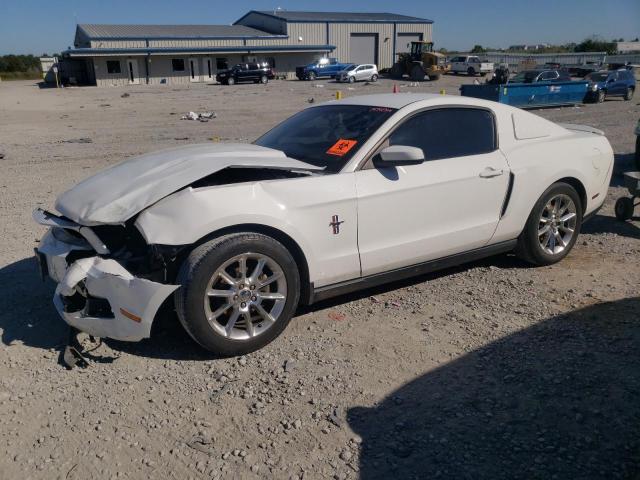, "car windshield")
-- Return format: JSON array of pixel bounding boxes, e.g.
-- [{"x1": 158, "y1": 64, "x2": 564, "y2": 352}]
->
[
  {"x1": 587, "y1": 72, "x2": 609, "y2": 82},
  {"x1": 254, "y1": 105, "x2": 396, "y2": 173},
  {"x1": 510, "y1": 71, "x2": 541, "y2": 83}
]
